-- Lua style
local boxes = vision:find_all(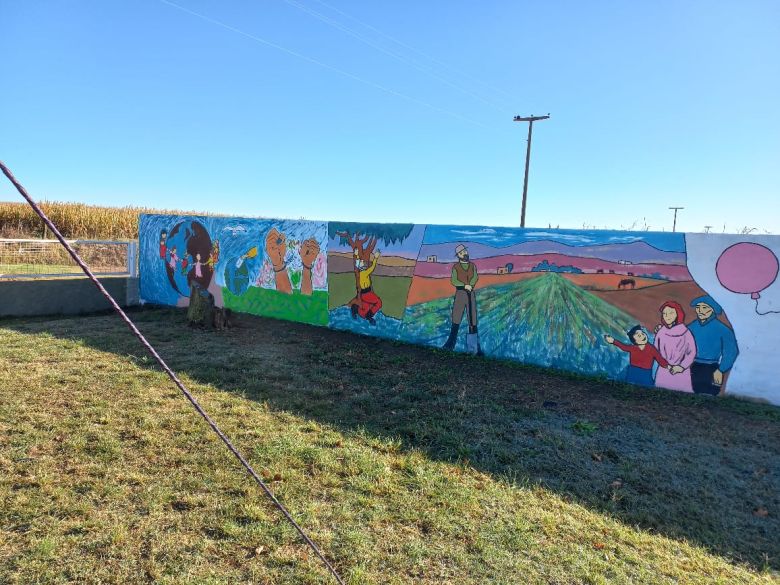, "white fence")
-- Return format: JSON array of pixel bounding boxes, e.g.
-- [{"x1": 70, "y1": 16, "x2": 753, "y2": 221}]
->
[{"x1": 0, "y1": 239, "x2": 138, "y2": 279}]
